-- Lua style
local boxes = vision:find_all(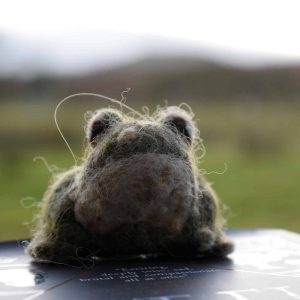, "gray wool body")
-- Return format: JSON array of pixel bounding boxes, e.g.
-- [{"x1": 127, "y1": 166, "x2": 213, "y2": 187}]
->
[{"x1": 27, "y1": 106, "x2": 234, "y2": 264}]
